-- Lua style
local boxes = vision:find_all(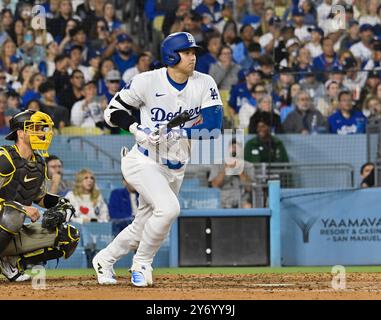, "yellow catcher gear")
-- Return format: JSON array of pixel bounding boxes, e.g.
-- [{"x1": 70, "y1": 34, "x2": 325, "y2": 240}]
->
[{"x1": 5, "y1": 110, "x2": 54, "y2": 157}]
